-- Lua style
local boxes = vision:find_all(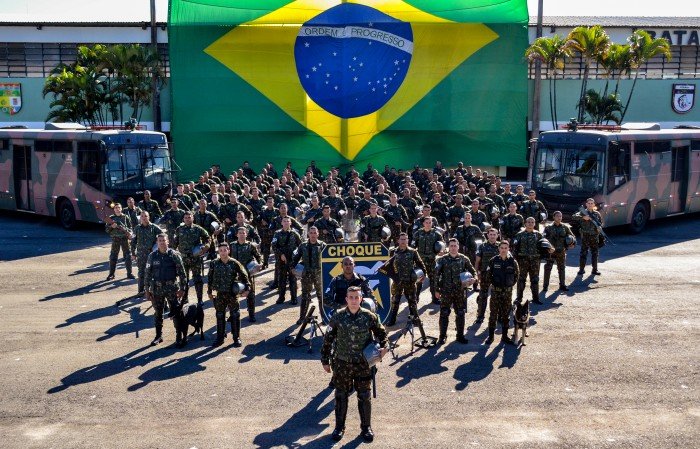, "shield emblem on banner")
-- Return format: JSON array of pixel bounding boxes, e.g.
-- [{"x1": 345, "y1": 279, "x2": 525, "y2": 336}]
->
[
  {"x1": 0, "y1": 83, "x2": 22, "y2": 116},
  {"x1": 672, "y1": 83, "x2": 695, "y2": 114},
  {"x1": 320, "y1": 242, "x2": 391, "y2": 324}
]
